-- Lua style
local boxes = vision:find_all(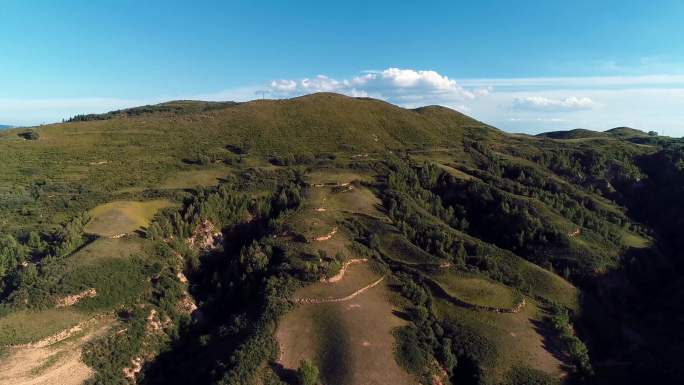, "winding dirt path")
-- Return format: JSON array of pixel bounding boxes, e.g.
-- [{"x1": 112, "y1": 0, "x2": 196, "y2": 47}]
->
[
  {"x1": 321, "y1": 258, "x2": 368, "y2": 283},
  {"x1": 314, "y1": 227, "x2": 337, "y2": 241},
  {"x1": 0, "y1": 317, "x2": 113, "y2": 385},
  {"x1": 295, "y1": 276, "x2": 385, "y2": 304},
  {"x1": 10, "y1": 317, "x2": 101, "y2": 349}
]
